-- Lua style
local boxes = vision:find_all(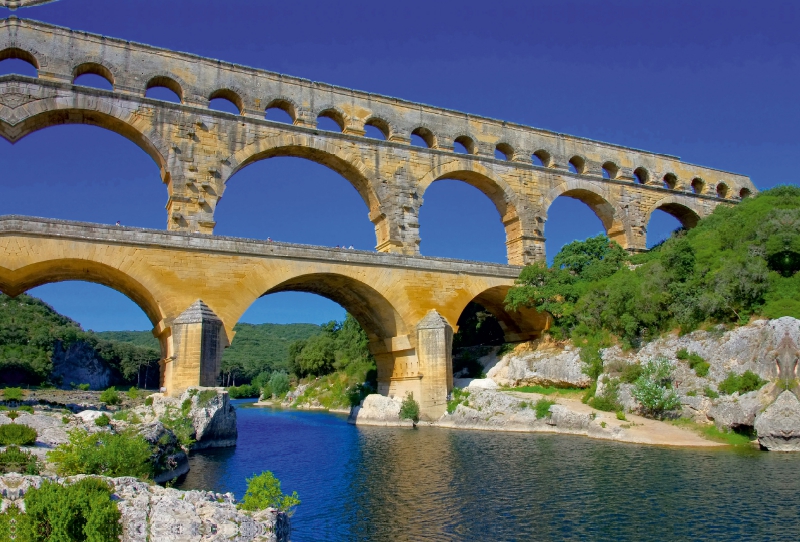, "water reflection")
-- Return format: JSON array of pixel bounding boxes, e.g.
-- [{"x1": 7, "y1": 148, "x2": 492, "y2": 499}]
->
[{"x1": 178, "y1": 402, "x2": 800, "y2": 541}]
